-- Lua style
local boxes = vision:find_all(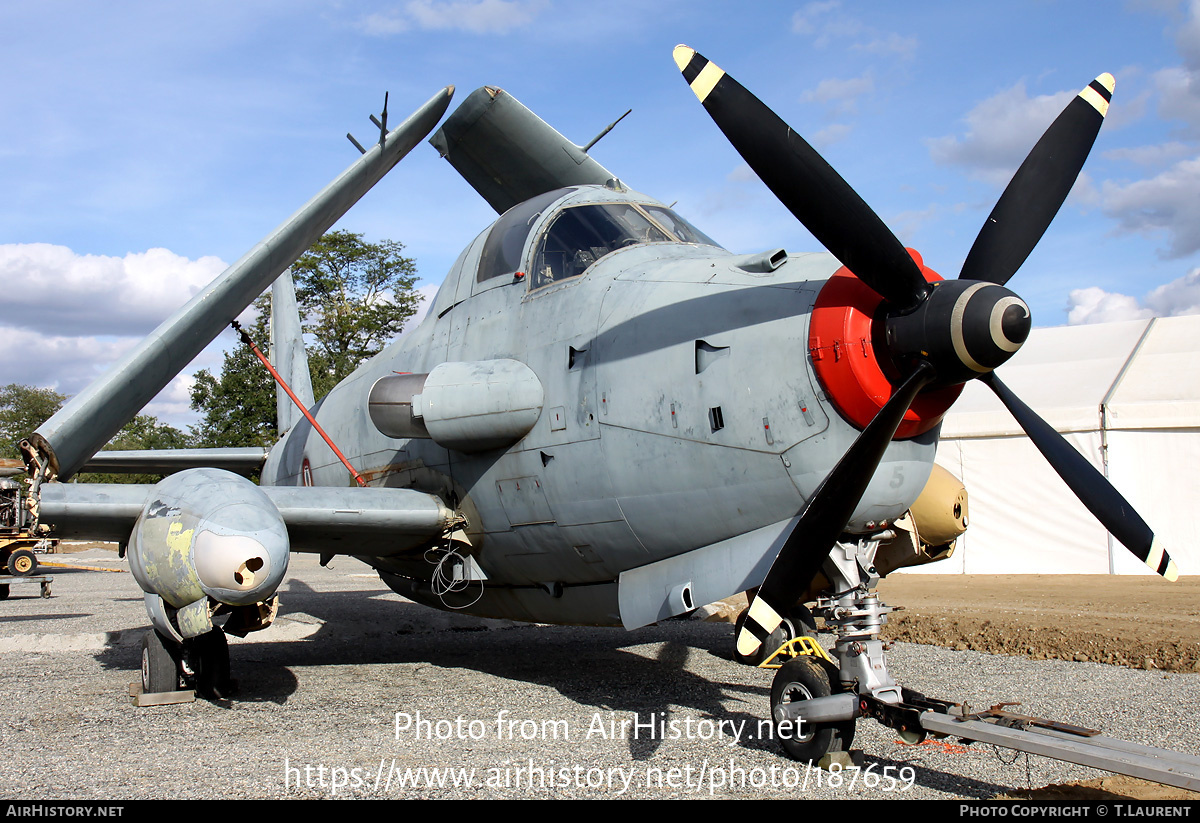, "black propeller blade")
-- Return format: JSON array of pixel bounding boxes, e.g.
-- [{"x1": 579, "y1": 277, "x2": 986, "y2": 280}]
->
[
  {"x1": 737, "y1": 363, "x2": 935, "y2": 657},
  {"x1": 676, "y1": 45, "x2": 1176, "y2": 639},
  {"x1": 672, "y1": 45, "x2": 929, "y2": 314},
  {"x1": 959, "y1": 74, "x2": 1115, "y2": 286},
  {"x1": 980, "y1": 372, "x2": 1178, "y2": 581}
]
